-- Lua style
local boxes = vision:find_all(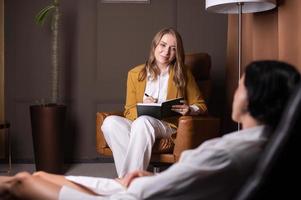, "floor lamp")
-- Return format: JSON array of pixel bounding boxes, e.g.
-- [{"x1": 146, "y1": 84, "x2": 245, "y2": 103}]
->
[
  {"x1": 205, "y1": 0, "x2": 276, "y2": 80},
  {"x1": 205, "y1": 0, "x2": 276, "y2": 130}
]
